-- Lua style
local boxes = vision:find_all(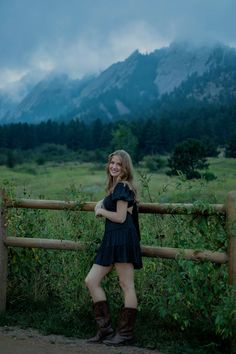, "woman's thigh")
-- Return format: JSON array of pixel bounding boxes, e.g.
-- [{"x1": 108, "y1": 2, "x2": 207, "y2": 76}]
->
[
  {"x1": 114, "y1": 263, "x2": 135, "y2": 287},
  {"x1": 86, "y1": 263, "x2": 113, "y2": 286}
]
